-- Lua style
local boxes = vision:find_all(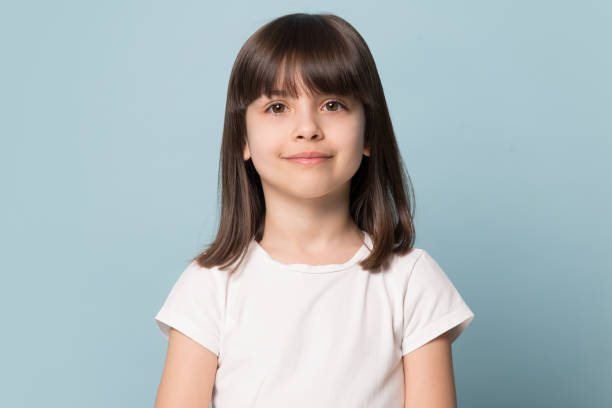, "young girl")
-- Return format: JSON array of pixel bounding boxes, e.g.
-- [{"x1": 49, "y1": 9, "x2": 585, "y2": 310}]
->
[{"x1": 154, "y1": 12, "x2": 474, "y2": 408}]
